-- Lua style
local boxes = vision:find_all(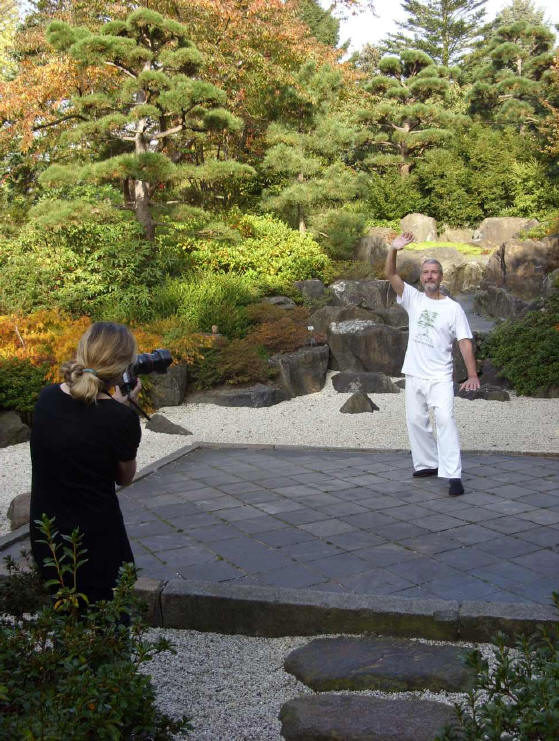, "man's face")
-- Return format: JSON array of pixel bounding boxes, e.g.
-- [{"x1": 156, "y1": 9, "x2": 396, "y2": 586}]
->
[{"x1": 420, "y1": 262, "x2": 442, "y2": 295}]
